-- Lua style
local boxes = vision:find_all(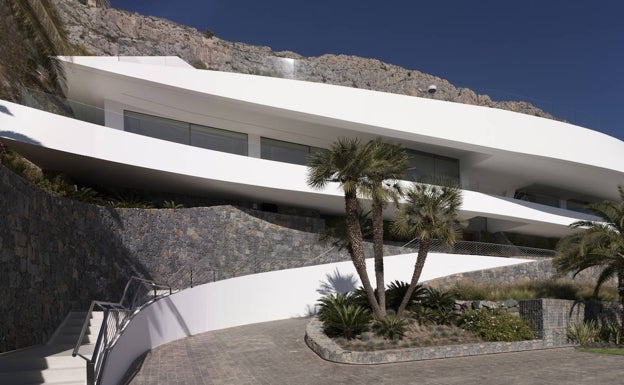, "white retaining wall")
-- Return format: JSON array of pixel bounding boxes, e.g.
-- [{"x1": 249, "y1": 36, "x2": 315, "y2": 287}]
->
[{"x1": 101, "y1": 252, "x2": 530, "y2": 384}]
